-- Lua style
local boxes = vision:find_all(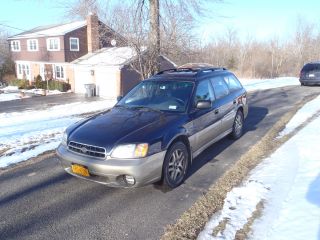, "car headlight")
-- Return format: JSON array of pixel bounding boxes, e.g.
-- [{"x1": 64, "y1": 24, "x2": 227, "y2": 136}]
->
[
  {"x1": 61, "y1": 131, "x2": 68, "y2": 146},
  {"x1": 111, "y1": 143, "x2": 149, "y2": 158}
]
